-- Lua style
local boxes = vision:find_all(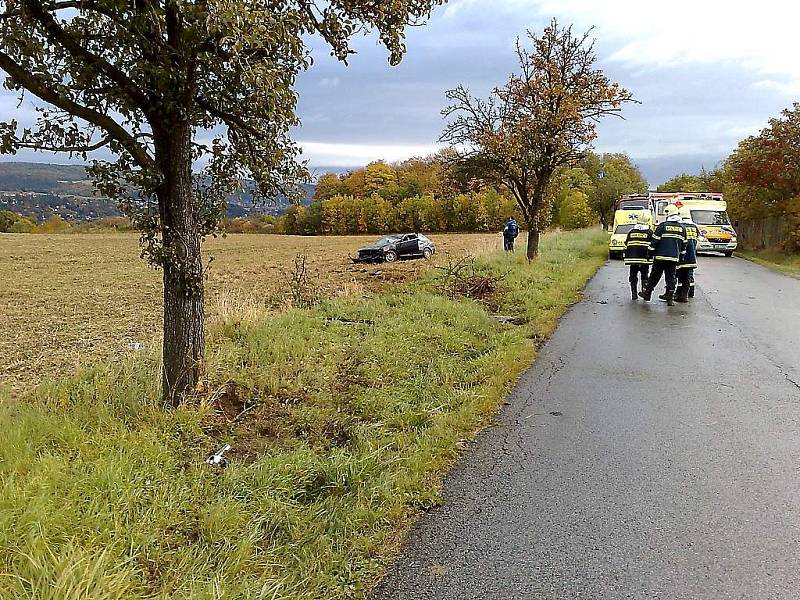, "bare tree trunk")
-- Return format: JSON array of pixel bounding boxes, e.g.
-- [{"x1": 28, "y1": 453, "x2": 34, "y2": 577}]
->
[
  {"x1": 155, "y1": 124, "x2": 205, "y2": 407},
  {"x1": 526, "y1": 221, "x2": 540, "y2": 259},
  {"x1": 524, "y1": 181, "x2": 548, "y2": 259}
]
